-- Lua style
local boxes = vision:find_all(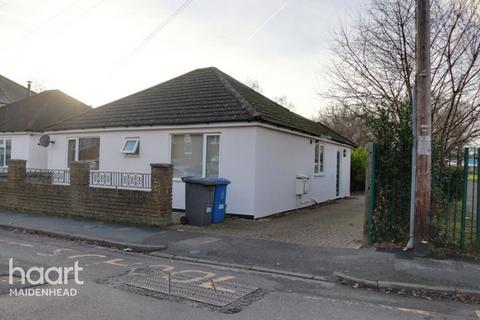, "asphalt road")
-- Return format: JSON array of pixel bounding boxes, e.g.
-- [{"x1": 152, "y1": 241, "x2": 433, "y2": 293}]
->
[{"x1": 0, "y1": 229, "x2": 477, "y2": 320}]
